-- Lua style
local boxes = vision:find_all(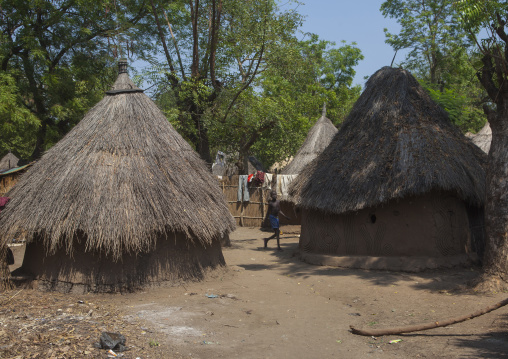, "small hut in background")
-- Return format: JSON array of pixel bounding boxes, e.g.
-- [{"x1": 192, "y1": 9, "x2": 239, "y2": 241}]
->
[
  {"x1": 276, "y1": 105, "x2": 338, "y2": 226},
  {"x1": 281, "y1": 104, "x2": 338, "y2": 175},
  {"x1": 0, "y1": 163, "x2": 33, "y2": 196},
  {"x1": 0, "y1": 60, "x2": 235, "y2": 292},
  {"x1": 290, "y1": 67, "x2": 486, "y2": 271},
  {"x1": 0, "y1": 152, "x2": 19, "y2": 173},
  {"x1": 466, "y1": 122, "x2": 491, "y2": 154}
]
